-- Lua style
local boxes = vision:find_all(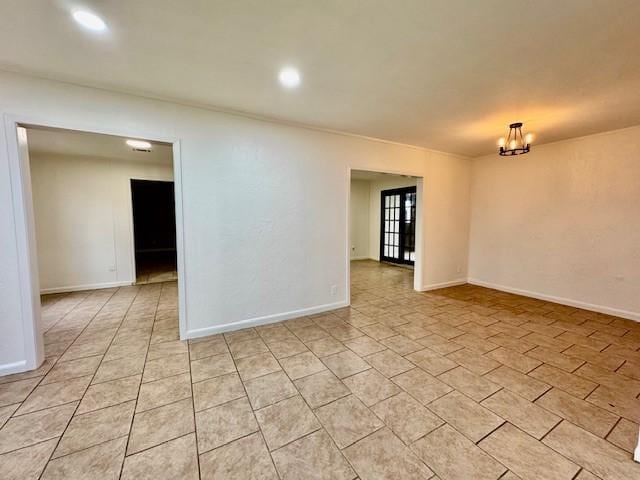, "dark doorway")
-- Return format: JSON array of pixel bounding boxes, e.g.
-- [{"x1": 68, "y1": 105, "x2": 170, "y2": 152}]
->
[
  {"x1": 380, "y1": 186, "x2": 416, "y2": 265},
  {"x1": 131, "y1": 179, "x2": 177, "y2": 284}
]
